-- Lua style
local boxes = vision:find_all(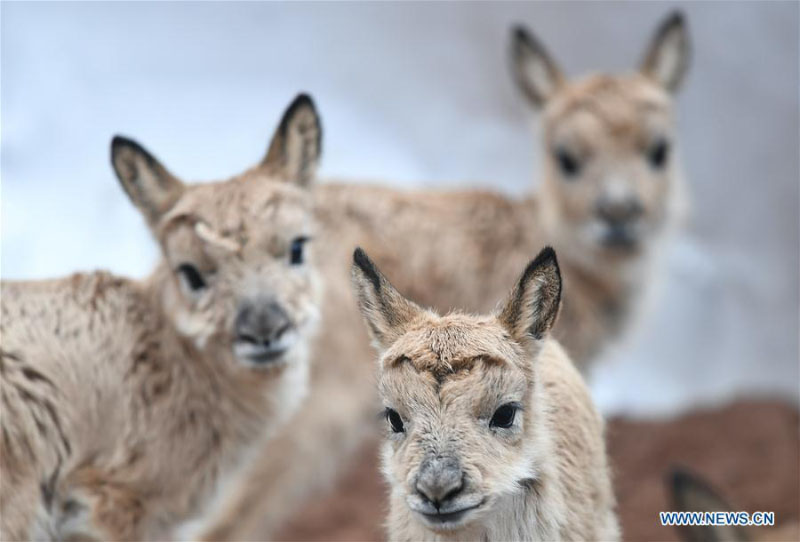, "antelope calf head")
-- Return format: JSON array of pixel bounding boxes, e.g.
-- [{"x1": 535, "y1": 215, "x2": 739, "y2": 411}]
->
[
  {"x1": 111, "y1": 94, "x2": 322, "y2": 375},
  {"x1": 351, "y1": 246, "x2": 561, "y2": 533},
  {"x1": 512, "y1": 12, "x2": 690, "y2": 264}
]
